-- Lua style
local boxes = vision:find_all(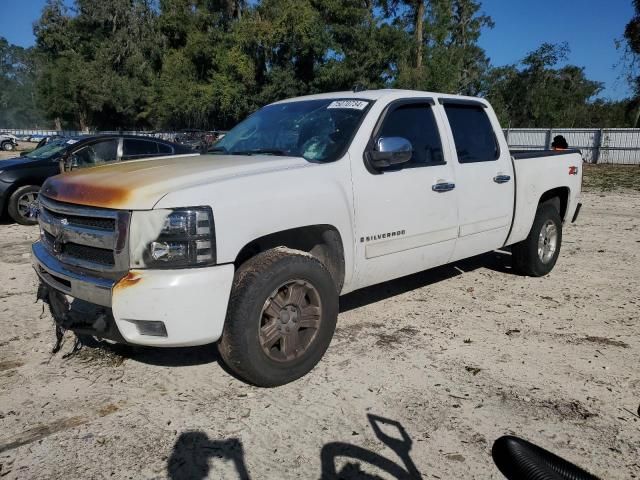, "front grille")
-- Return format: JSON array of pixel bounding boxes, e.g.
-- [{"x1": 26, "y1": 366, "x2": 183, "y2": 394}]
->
[
  {"x1": 38, "y1": 195, "x2": 129, "y2": 277},
  {"x1": 42, "y1": 206, "x2": 116, "y2": 231},
  {"x1": 43, "y1": 228, "x2": 115, "y2": 266},
  {"x1": 63, "y1": 243, "x2": 115, "y2": 266}
]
